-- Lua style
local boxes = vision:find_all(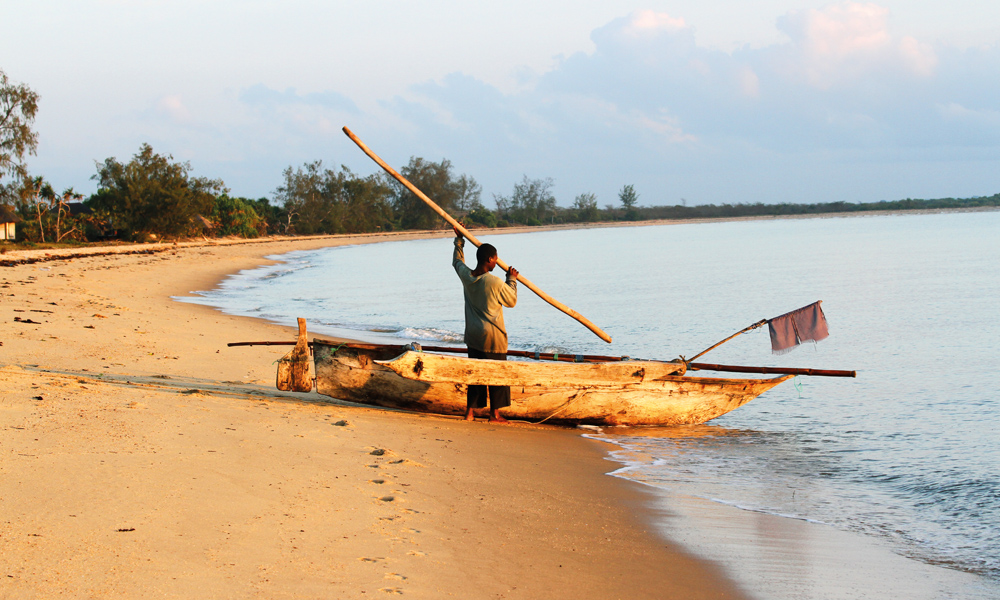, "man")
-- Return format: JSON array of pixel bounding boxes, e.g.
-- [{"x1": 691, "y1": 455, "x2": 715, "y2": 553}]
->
[{"x1": 452, "y1": 226, "x2": 518, "y2": 422}]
